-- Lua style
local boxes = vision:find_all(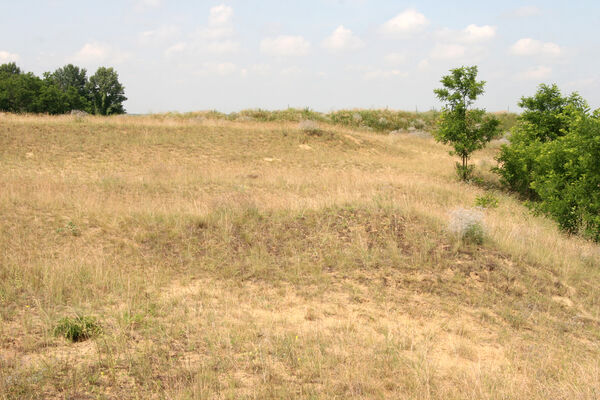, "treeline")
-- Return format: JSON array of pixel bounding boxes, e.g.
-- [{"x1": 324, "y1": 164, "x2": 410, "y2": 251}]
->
[
  {"x1": 496, "y1": 84, "x2": 600, "y2": 241},
  {"x1": 0, "y1": 63, "x2": 126, "y2": 115}
]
